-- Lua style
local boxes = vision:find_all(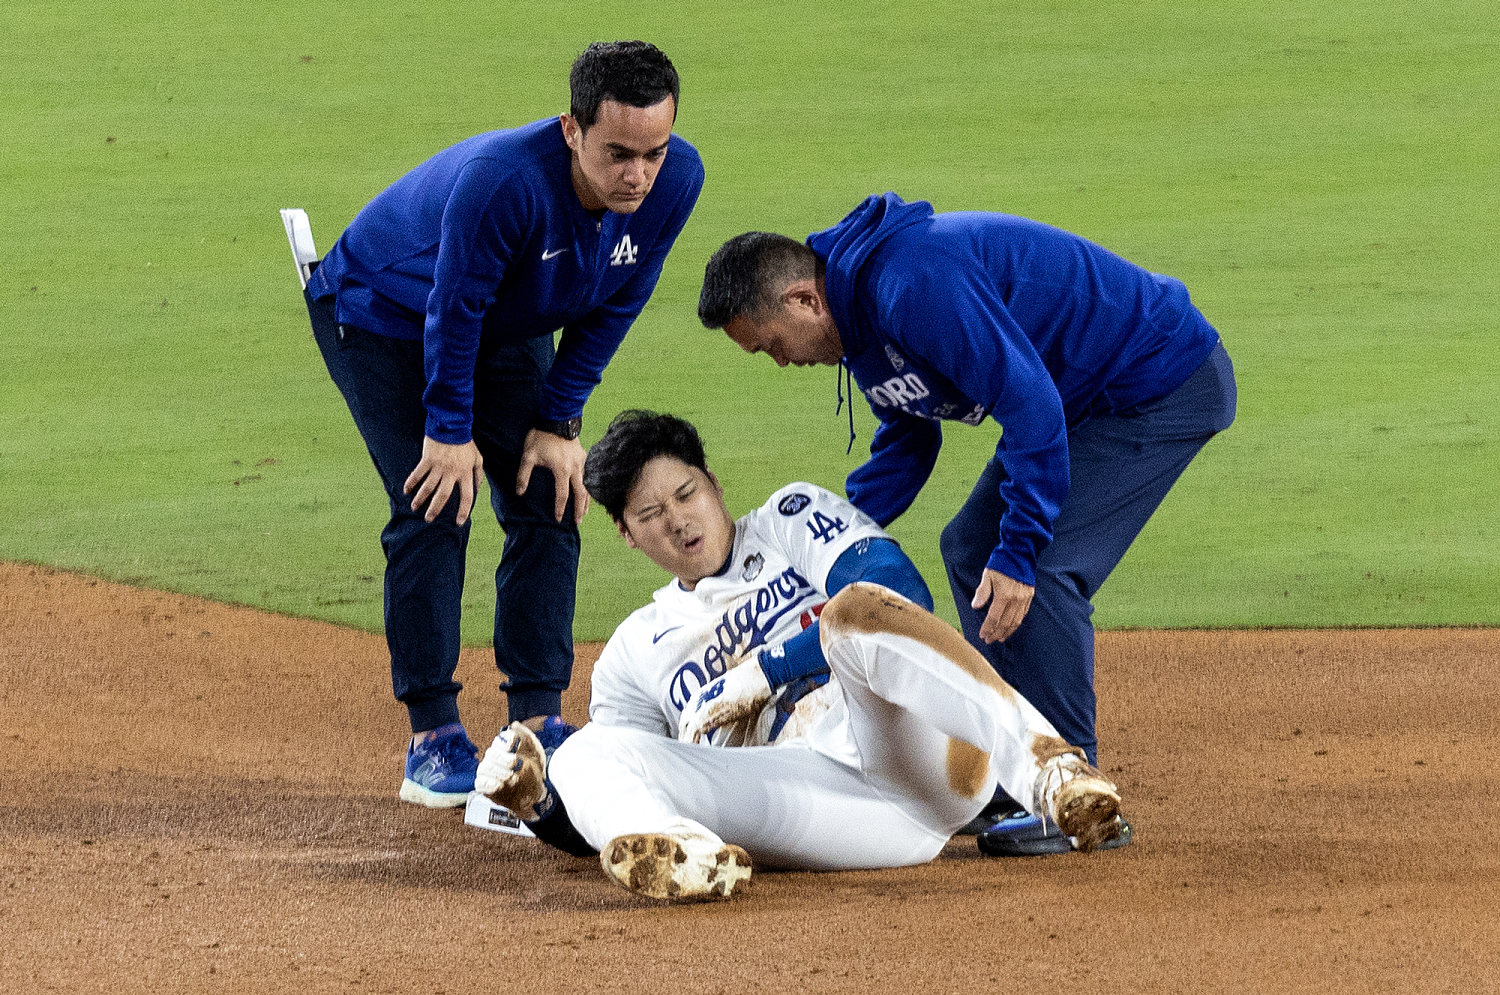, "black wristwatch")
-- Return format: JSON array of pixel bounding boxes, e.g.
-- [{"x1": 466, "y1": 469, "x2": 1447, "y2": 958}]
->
[{"x1": 534, "y1": 415, "x2": 582, "y2": 440}]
